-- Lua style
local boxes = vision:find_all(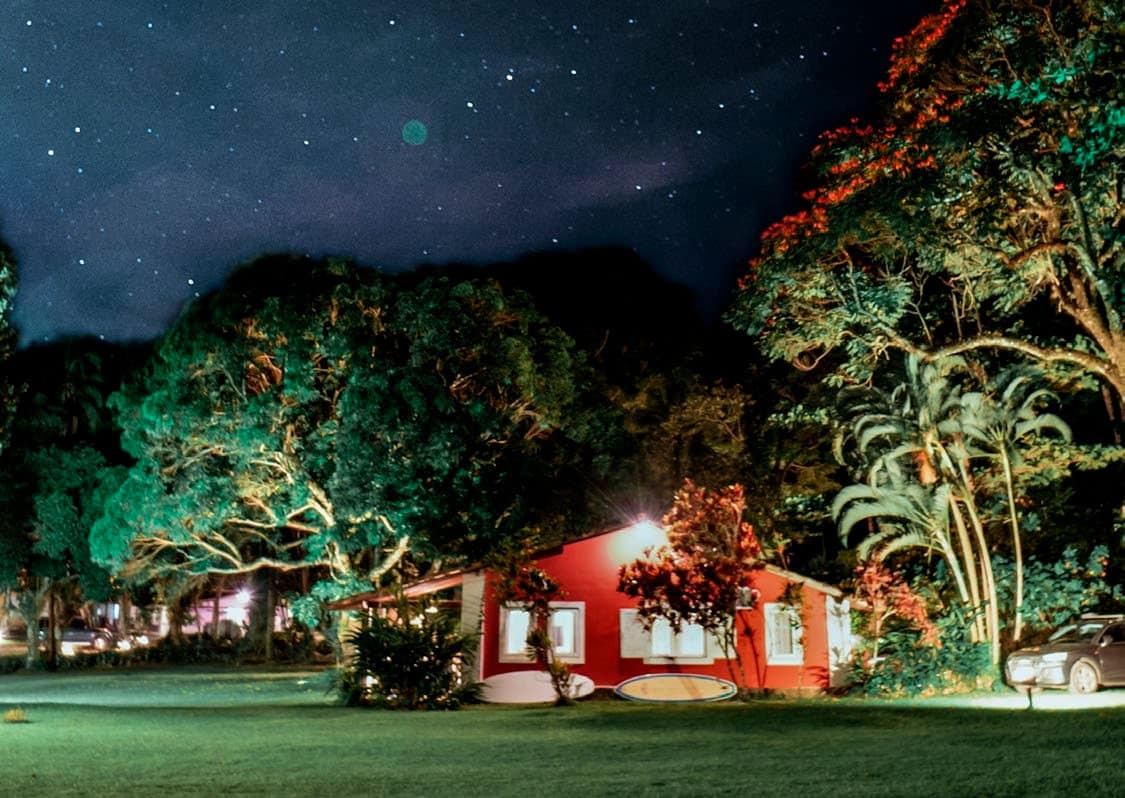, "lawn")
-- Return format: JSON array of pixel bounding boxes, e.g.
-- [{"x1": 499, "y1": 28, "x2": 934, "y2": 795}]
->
[{"x1": 1, "y1": 667, "x2": 1121, "y2": 797}]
